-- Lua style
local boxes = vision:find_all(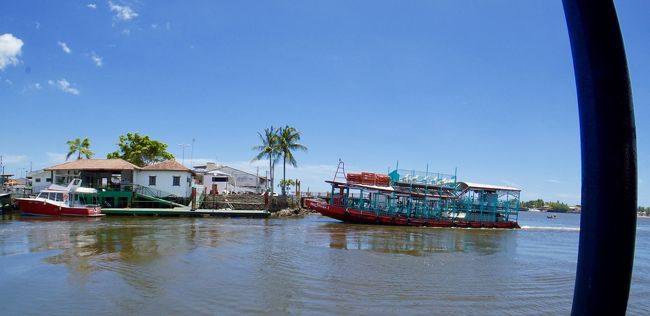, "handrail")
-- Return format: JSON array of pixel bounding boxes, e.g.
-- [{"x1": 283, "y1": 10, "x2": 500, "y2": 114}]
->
[{"x1": 563, "y1": 1, "x2": 637, "y2": 314}]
